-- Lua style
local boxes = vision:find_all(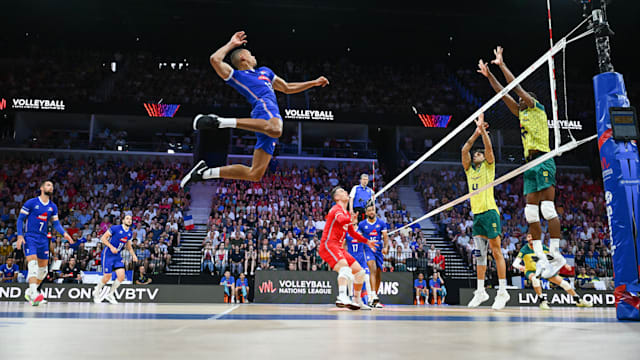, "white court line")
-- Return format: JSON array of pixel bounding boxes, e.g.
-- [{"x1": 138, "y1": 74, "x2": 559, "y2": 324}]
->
[
  {"x1": 169, "y1": 304, "x2": 240, "y2": 333},
  {"x1": 209, "y1": 304, "x2": 240, "y2": 320}
]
